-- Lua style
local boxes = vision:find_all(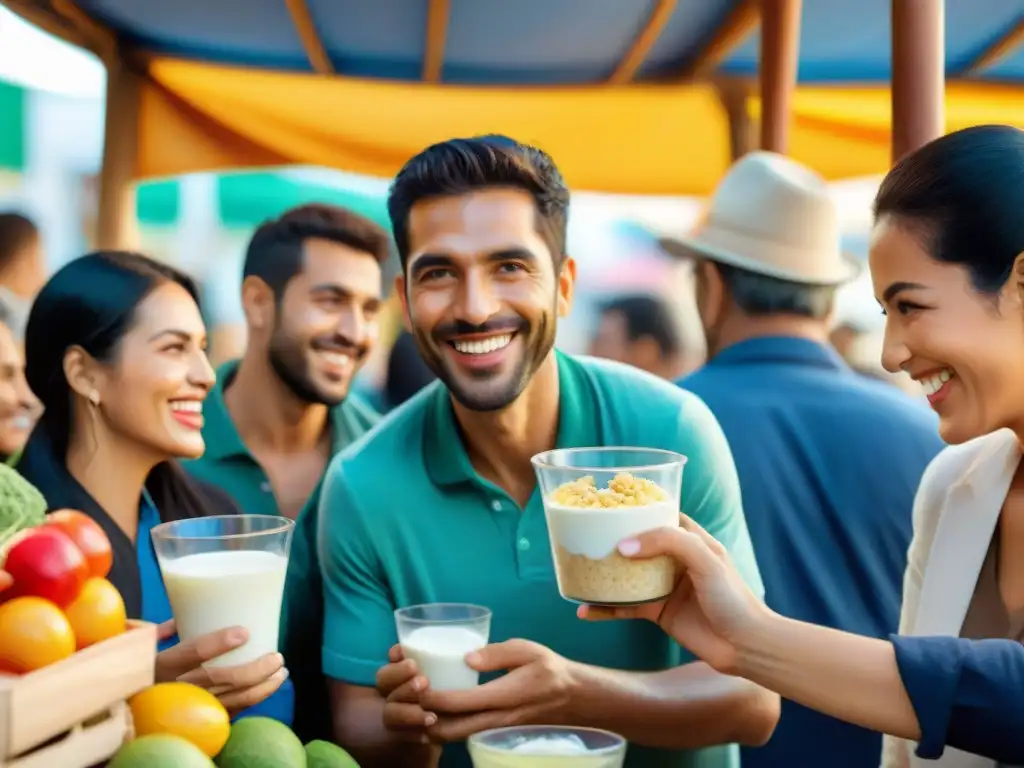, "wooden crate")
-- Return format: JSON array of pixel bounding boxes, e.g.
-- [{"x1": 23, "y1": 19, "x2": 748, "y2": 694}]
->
[{"x1": 0, "y1": 620, "x2": 156, "y2": 766}]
